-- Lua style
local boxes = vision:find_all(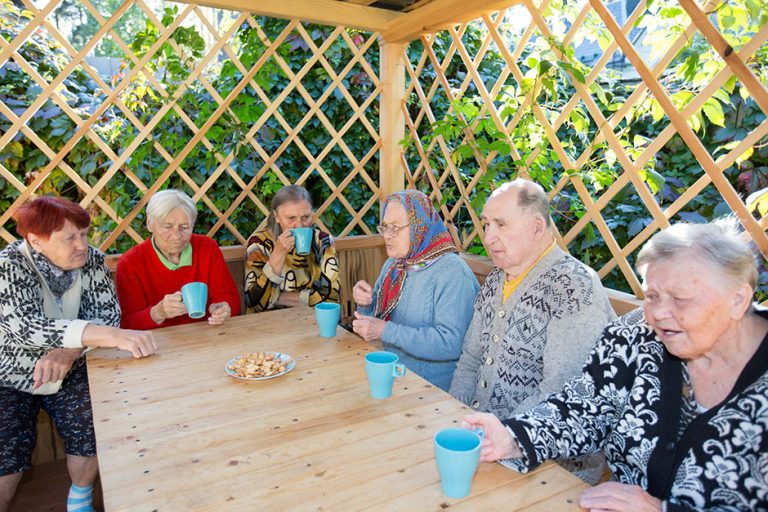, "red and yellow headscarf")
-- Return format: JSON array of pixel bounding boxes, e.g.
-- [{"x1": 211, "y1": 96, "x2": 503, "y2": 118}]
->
[{"x1": 374, "y1": 190, "x2": 458, "y2": 320}]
